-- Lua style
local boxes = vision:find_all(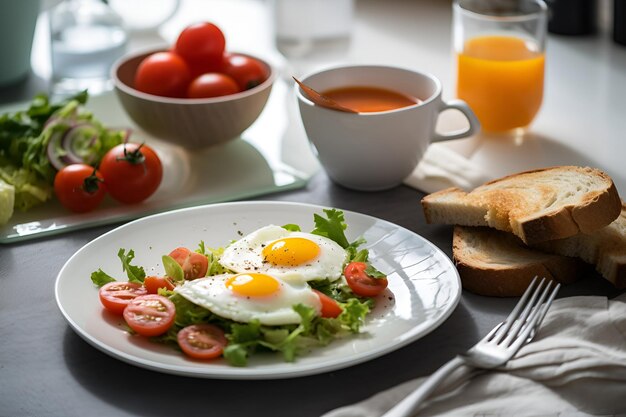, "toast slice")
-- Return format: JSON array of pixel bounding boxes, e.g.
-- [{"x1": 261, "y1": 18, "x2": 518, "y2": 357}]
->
[
  {"x1": 422, "y1": 166, "x2": 621, "y2": 245},
  {"x1": 453, "y1": 226, "x2": 584, "y2": 297},
  {"x1": 537, "y1": 202, "x2": 626, "y2": 289}
]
